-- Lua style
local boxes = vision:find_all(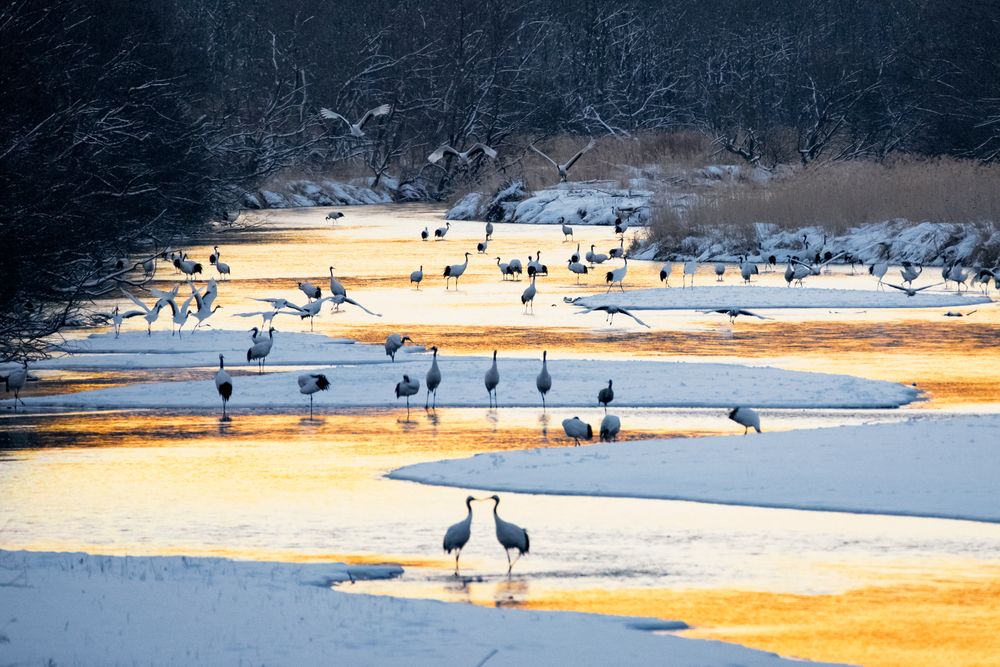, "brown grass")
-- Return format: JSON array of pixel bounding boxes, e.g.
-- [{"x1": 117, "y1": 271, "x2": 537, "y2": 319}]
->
[{"x1": 646, "y1": 157, "x2": 1000, "y2": 252}]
